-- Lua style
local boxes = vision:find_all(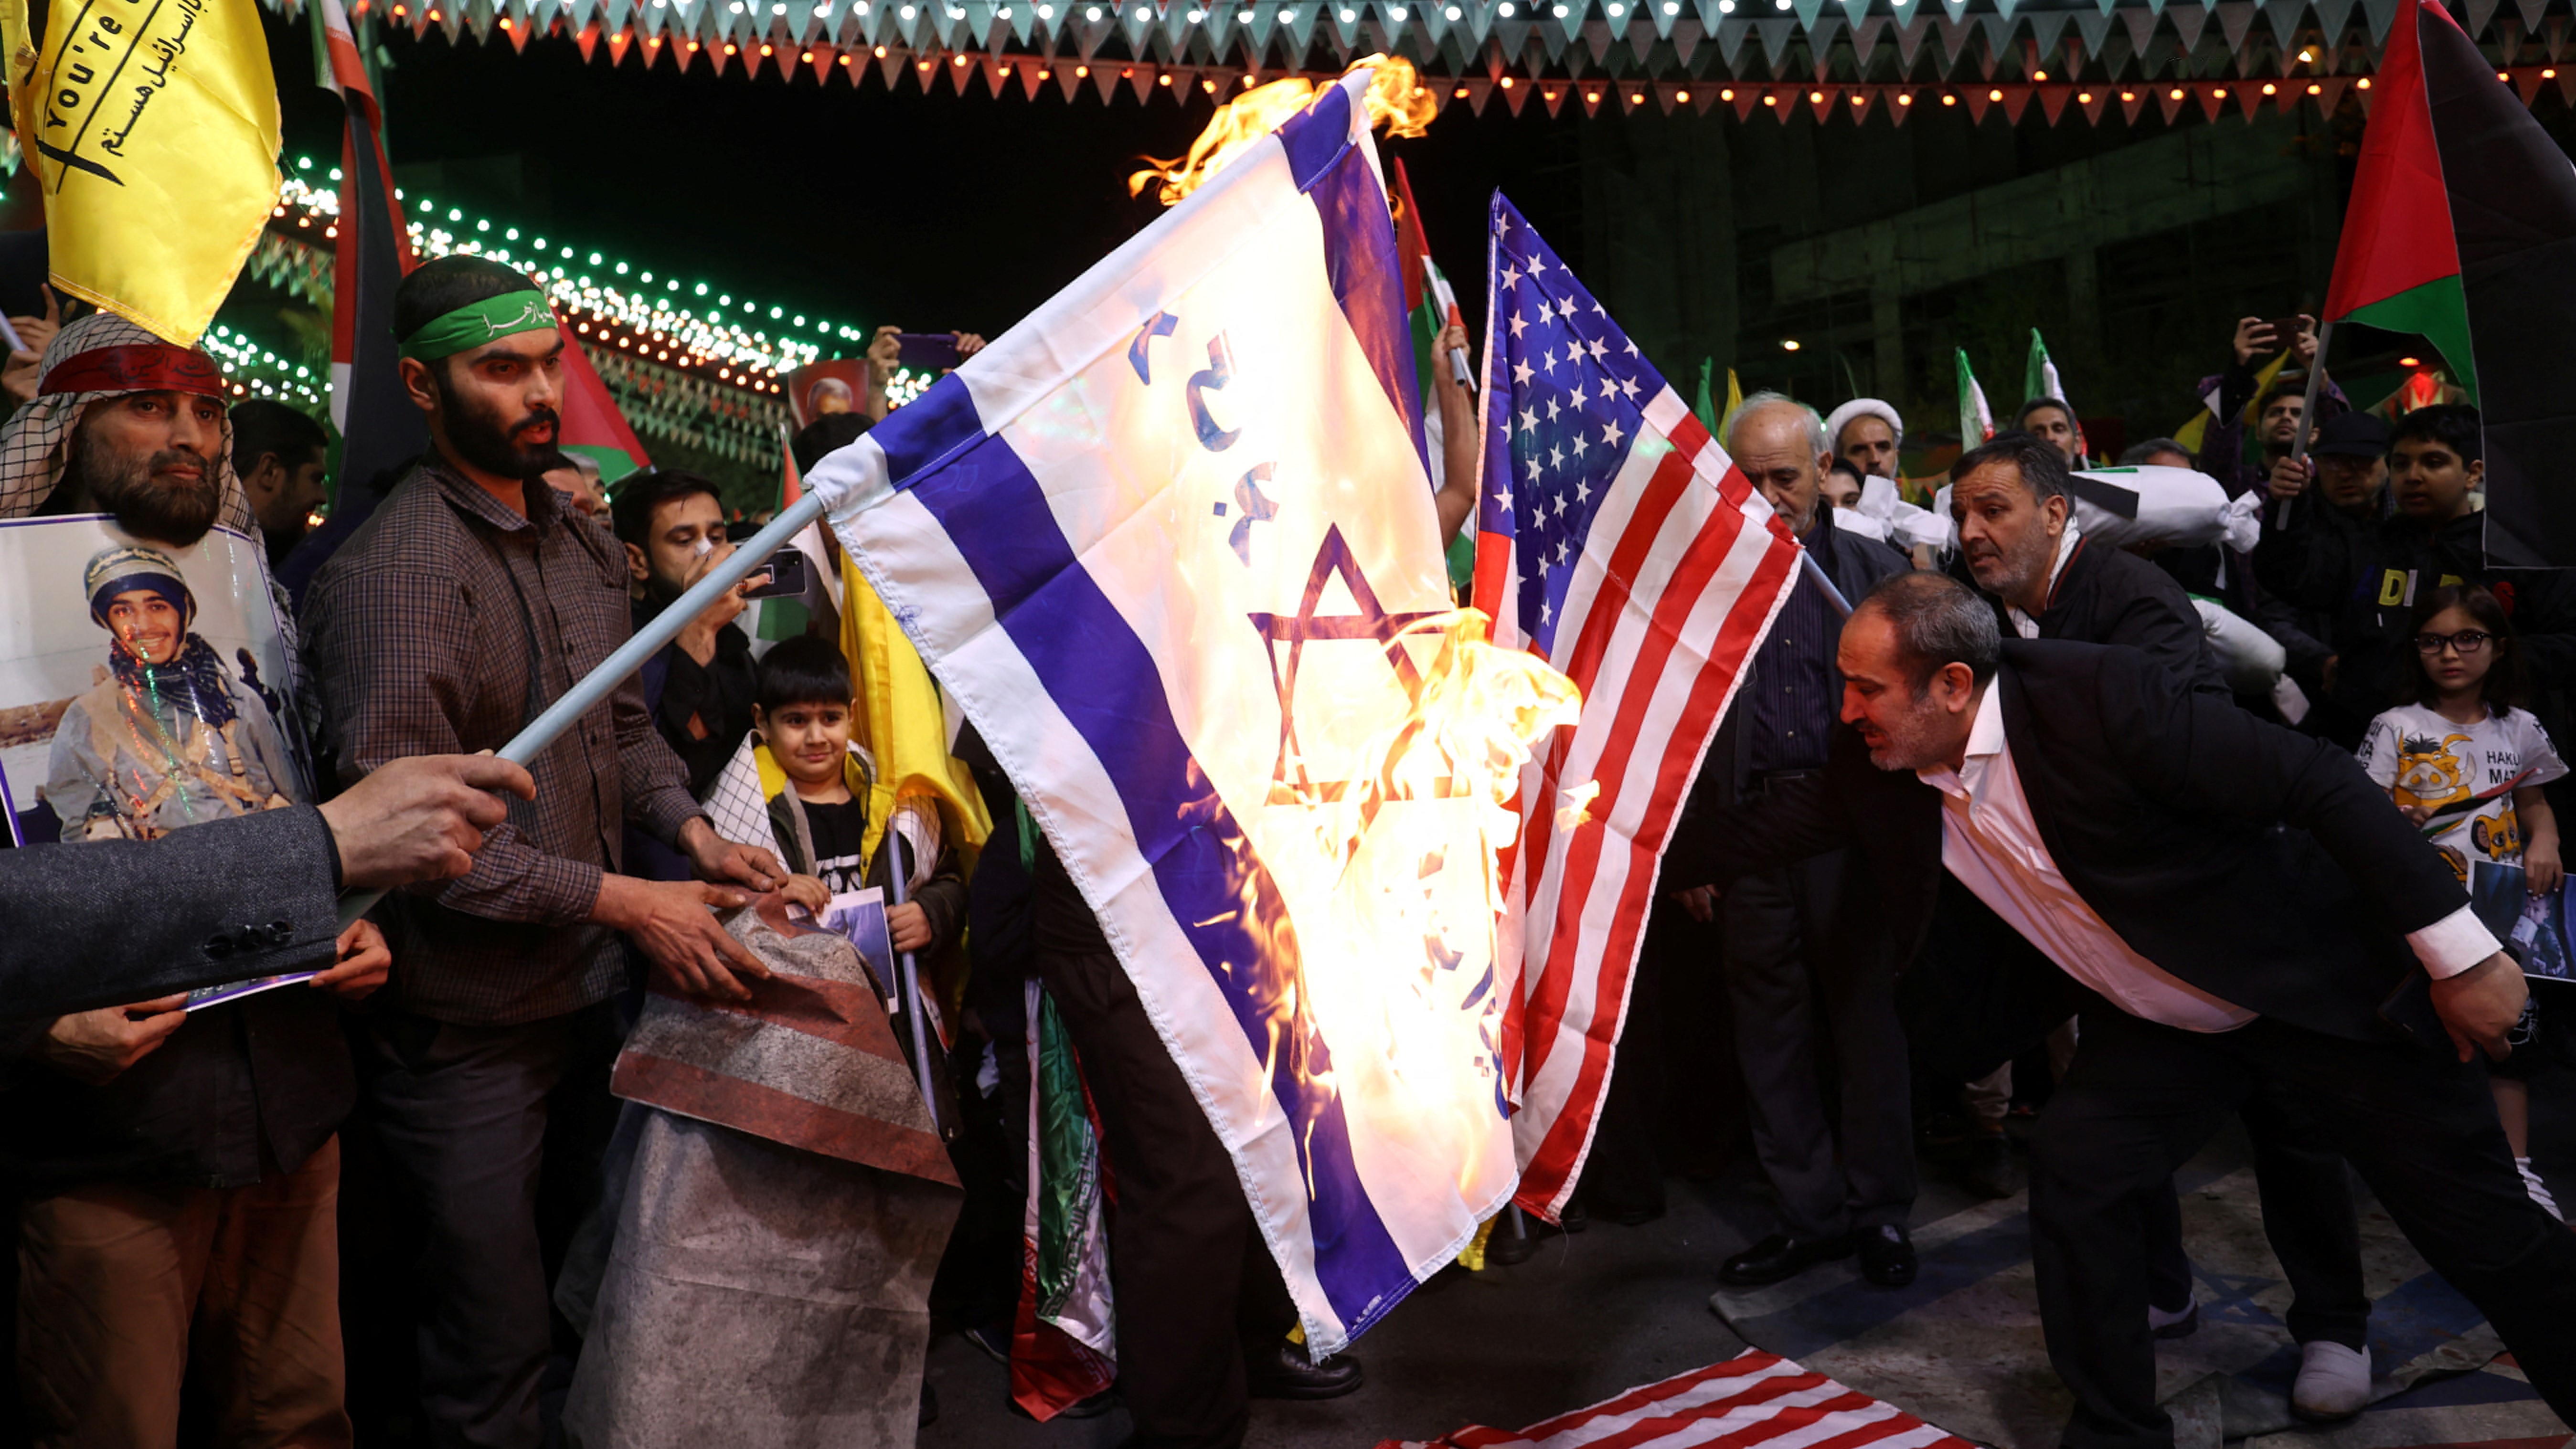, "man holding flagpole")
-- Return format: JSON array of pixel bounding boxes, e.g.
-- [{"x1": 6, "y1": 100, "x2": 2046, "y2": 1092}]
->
[{"x1": 301, "y1": 254, "x2": 787, "y2": 1449}]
